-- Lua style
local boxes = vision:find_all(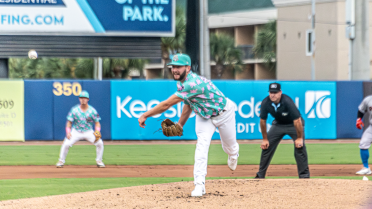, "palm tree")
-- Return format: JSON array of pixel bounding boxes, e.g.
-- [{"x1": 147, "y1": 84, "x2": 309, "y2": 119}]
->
[
  {"x1": 75, "y1": 58, "x2": 130, "y2": 79},
  {"x1": 253, "y1": 20, "x2": 276, "y2": 71},
  {"x1": 9, "y1": 57, "x2": 148, "y2": 79},
  {"x1": 9, "y1": 58, "x2": 77, "y2": 78},
  {"x1": 9, "y1": 58, "x2": 37, "y2": 78},
  {"x1": 209, "y1": 33, "x2": 242, "y2": 78},
  {"x1": 75, "y1": 58, "x2": 94, "y2": 78},
  {"x1": 102, "y1": 58, "x2": 129, "y2": 78},
  {"x1": 161, "y1": 7, "x2": 186, "y2": 79},
  {"x1": 127, "y1": 59, "x2": 148, "y2": 79},
  {"x1": 40, "y1": 58, "x2": 77, "y2": 78}
]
